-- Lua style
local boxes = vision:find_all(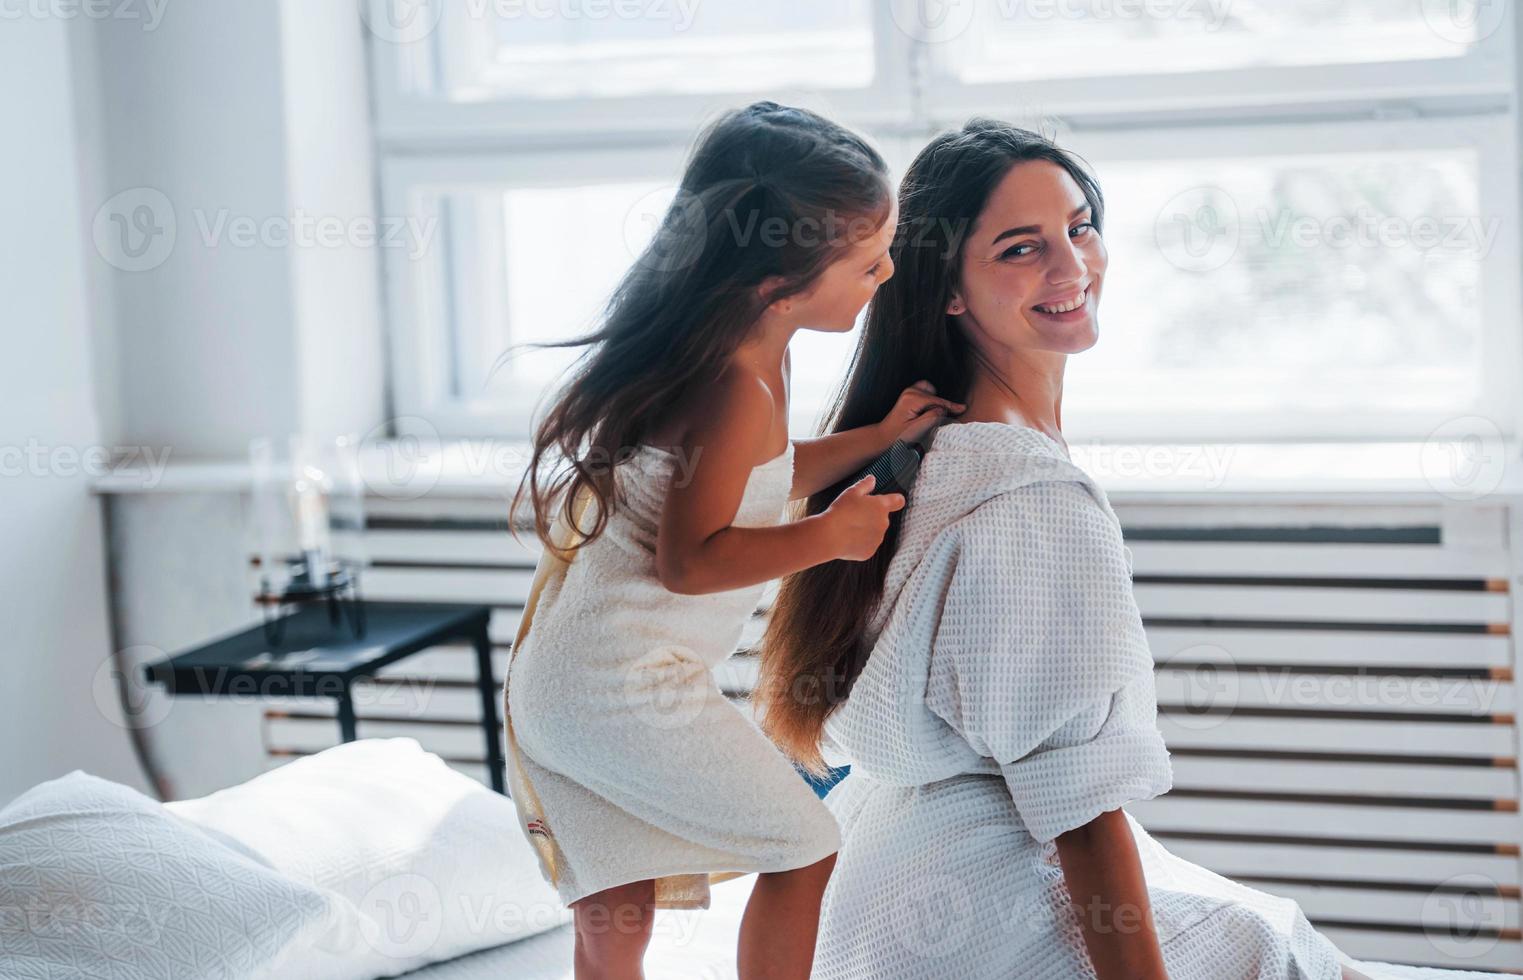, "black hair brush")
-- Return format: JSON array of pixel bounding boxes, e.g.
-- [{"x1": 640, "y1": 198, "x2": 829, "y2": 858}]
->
[{"x1": 849, "y1": 439, "x2": 925, "y2": 500}]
